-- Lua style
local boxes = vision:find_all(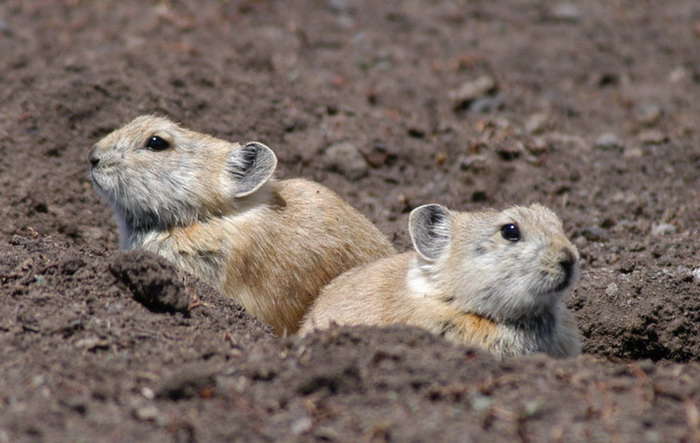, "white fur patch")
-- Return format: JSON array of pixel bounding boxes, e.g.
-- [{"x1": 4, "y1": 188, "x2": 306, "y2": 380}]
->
[{"x1": 406, "y1": 258, "x2": 436, "y2": 297}]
